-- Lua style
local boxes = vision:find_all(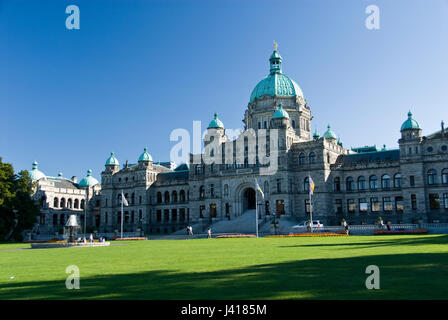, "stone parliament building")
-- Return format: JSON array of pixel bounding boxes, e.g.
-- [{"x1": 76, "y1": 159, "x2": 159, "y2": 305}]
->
[{"x1": 29, "y1": 46, "x2": 448, "y2": 235}]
